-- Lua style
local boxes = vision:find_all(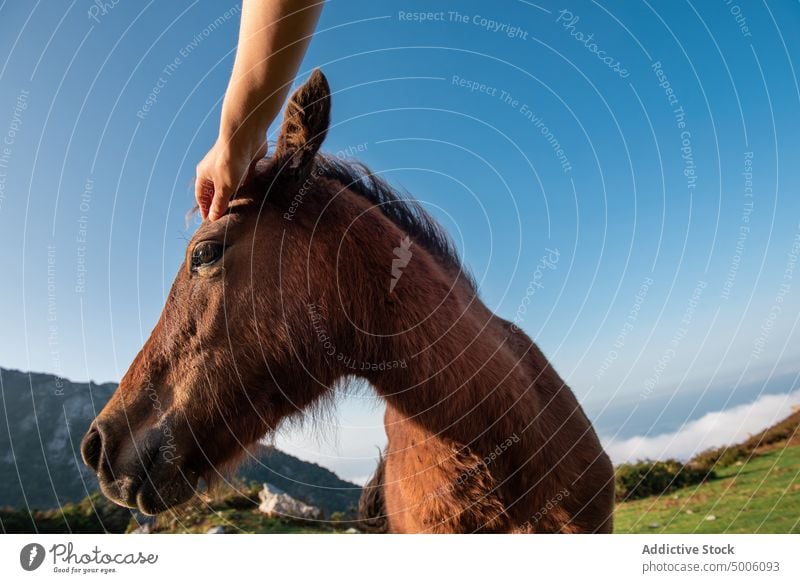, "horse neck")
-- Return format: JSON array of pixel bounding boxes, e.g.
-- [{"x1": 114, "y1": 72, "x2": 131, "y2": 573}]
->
[
  {"x1": 312, "y1": 189, "x2": 545, "y2": 459},
  {"x1": 328, "y1": 218, "x2": 542, "y2": 458},
  {"x1": 380, "y1": 300, "x2": 540, "y2": 454}
]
